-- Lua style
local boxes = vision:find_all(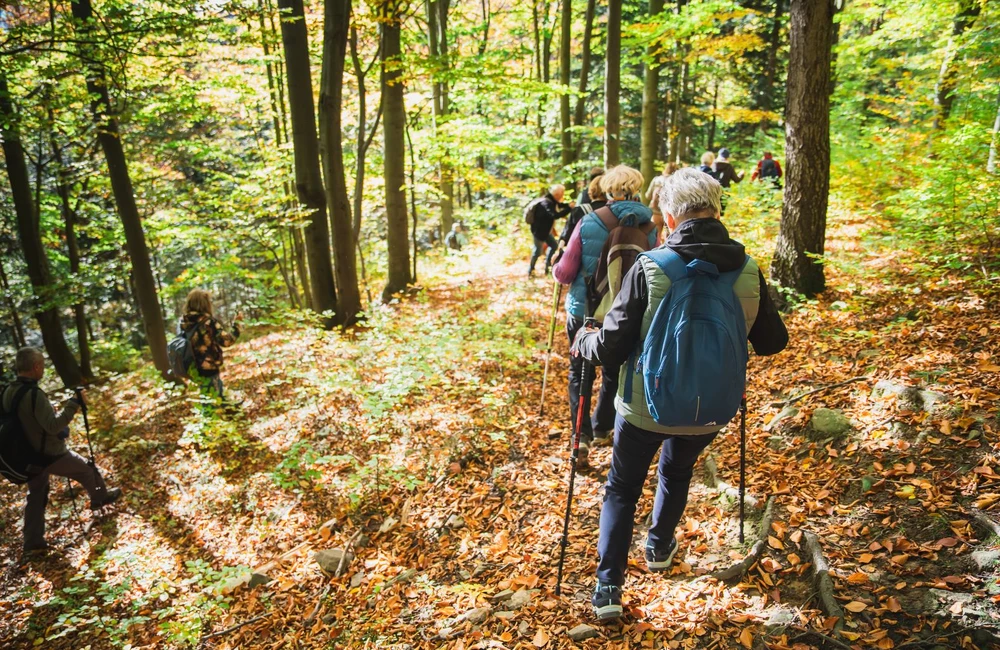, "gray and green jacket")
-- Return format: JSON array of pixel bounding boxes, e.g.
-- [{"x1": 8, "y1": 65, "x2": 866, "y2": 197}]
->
[
  {"x1": 1, "y1": 378, "x2": 78, "y2": 457},
  {"x1": 574, "y1": 218, "x2": 788, "y2": 435}
]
